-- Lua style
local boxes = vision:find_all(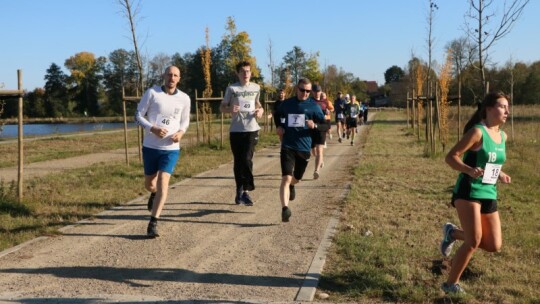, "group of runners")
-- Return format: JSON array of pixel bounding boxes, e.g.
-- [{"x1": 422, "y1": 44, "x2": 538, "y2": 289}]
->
[
  {"x1": 135, "y1": 61, "x2": 370, "y2": 235},
  {"x1": 134, "y1": 62, "x2": 512, "y2": 297}
]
